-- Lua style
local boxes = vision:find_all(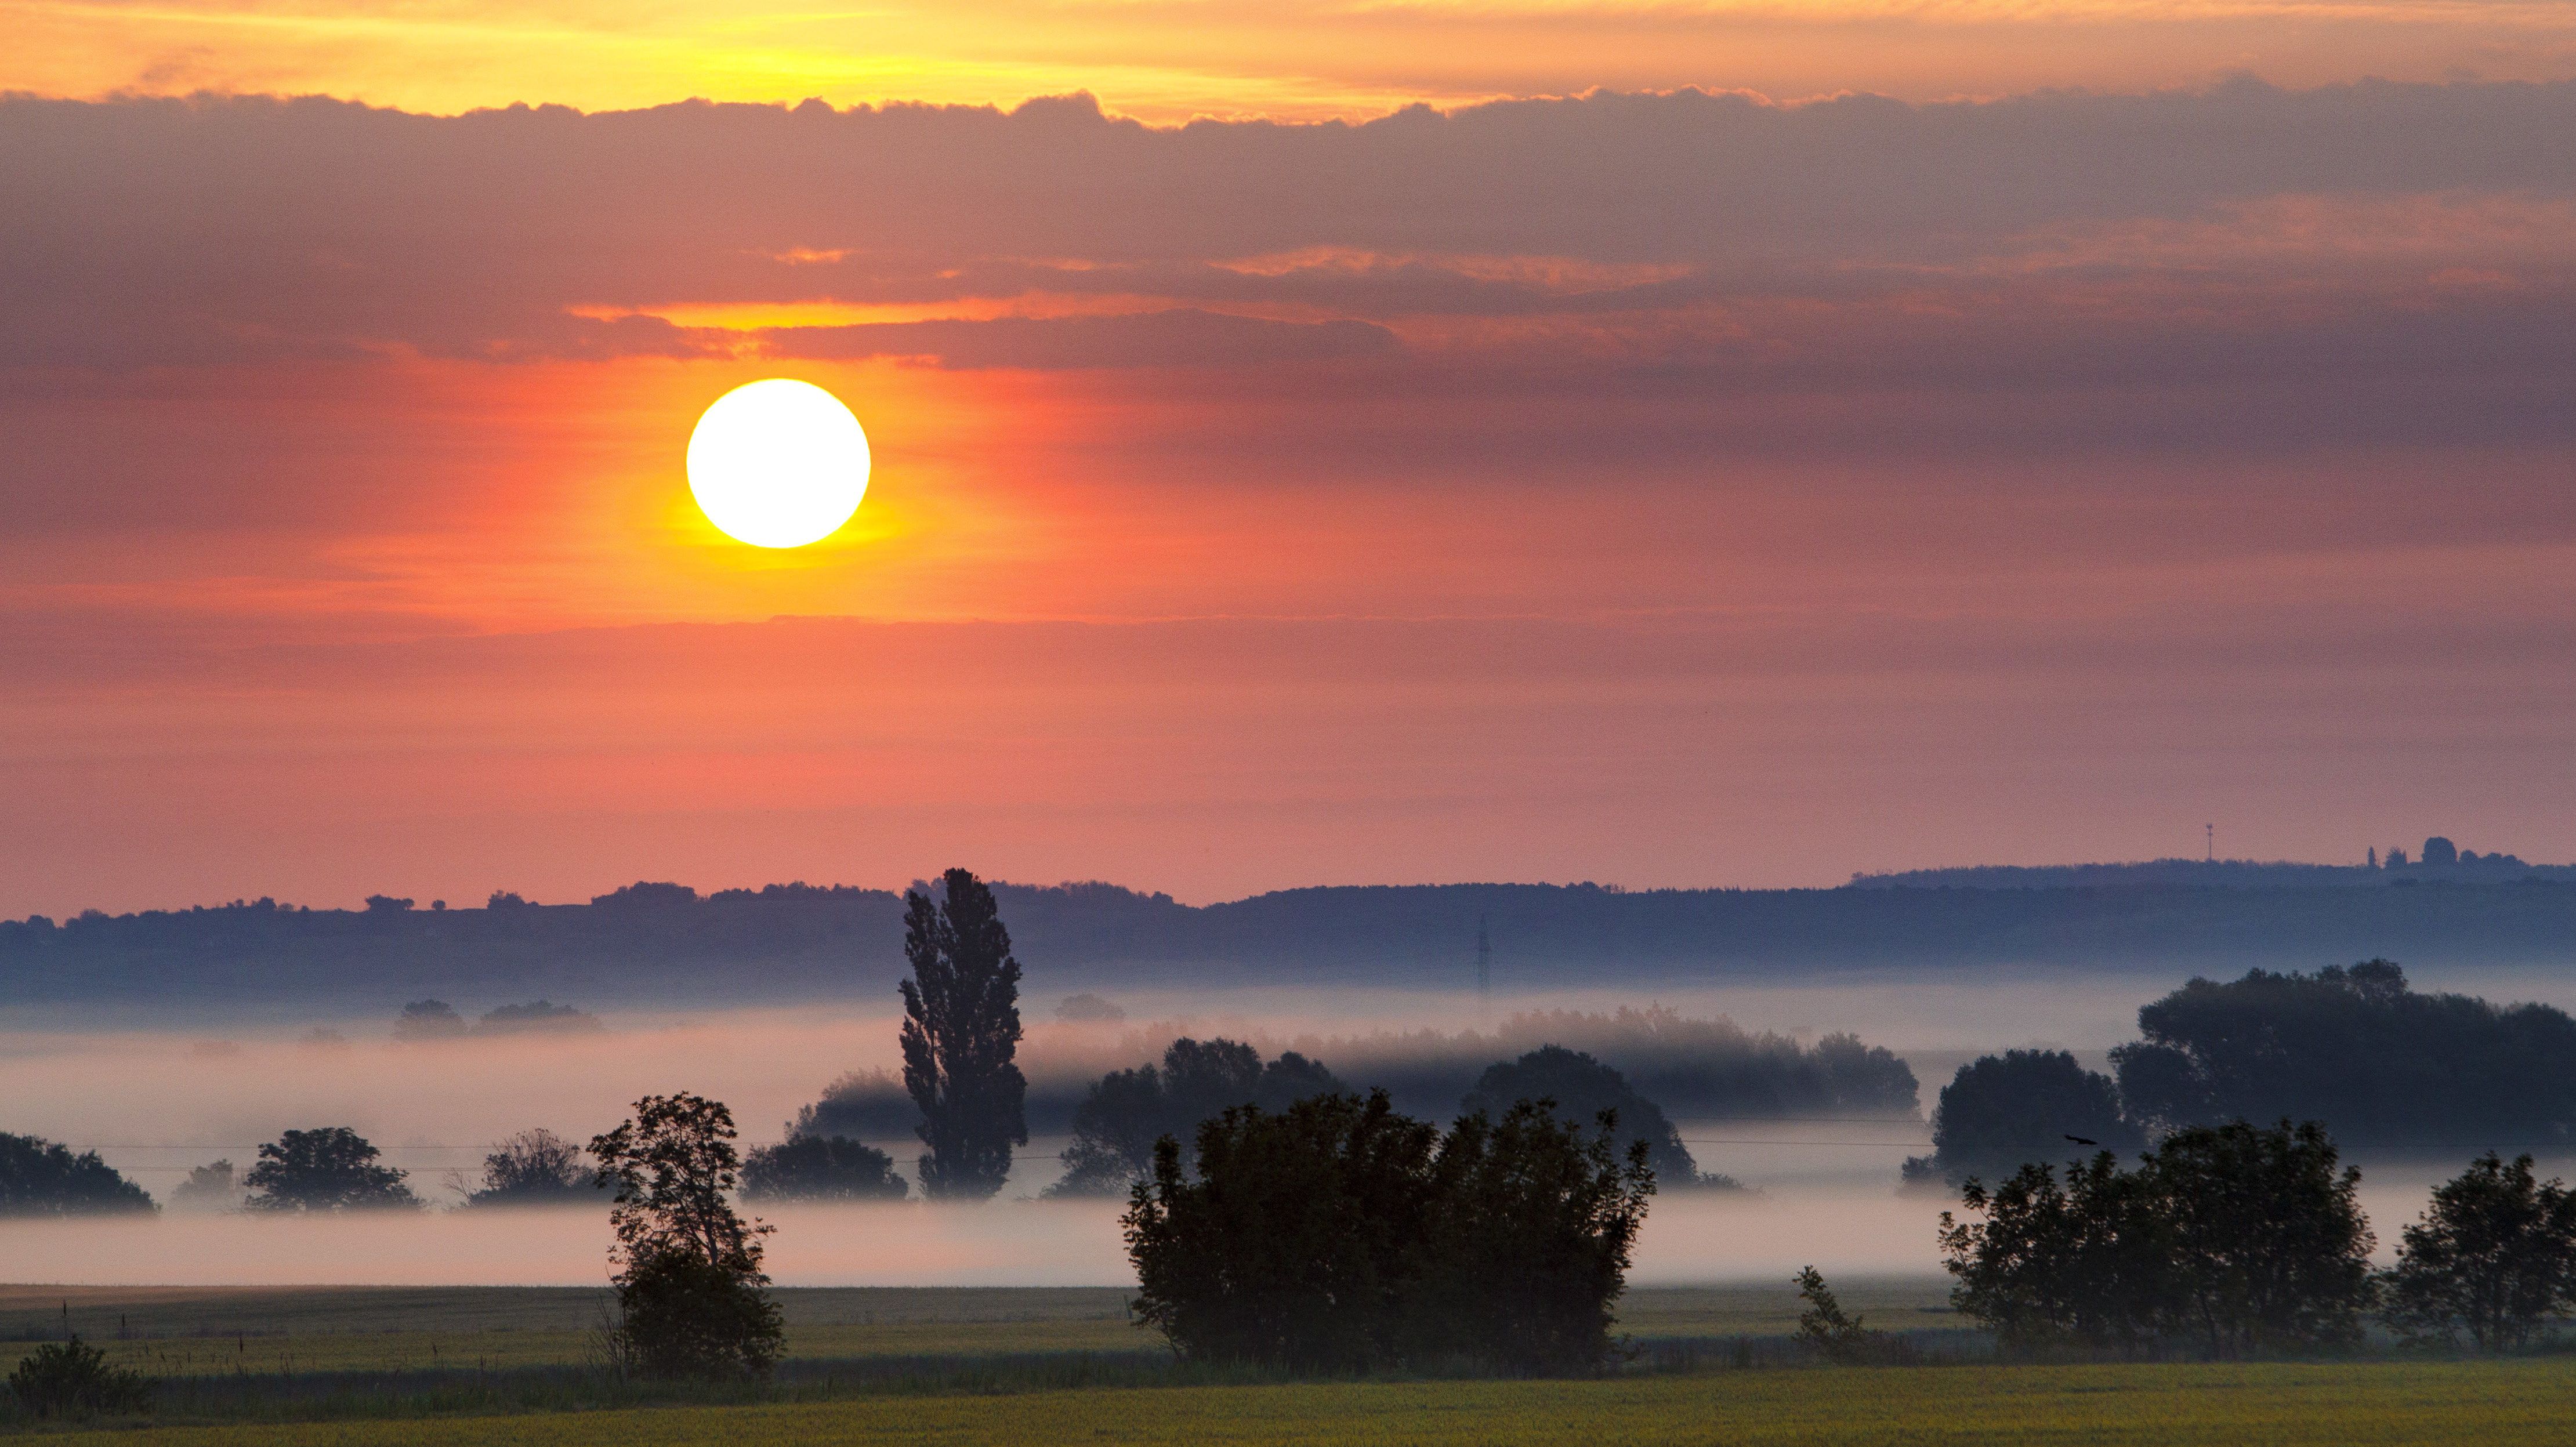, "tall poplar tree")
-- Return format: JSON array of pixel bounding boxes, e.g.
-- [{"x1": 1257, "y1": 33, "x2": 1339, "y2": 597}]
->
[{"x1": 899, "y1": 868, "x2": 1029, "y2": 1199}]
